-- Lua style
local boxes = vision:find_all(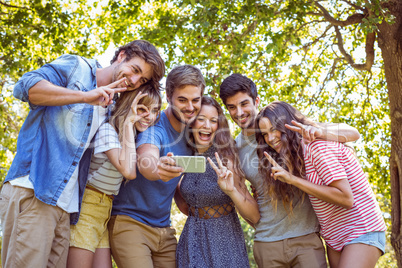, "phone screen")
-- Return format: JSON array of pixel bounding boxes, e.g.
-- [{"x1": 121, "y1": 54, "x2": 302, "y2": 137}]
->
[{"x1": 171, "y1": 156, "x2": 206, "y2": 173}]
